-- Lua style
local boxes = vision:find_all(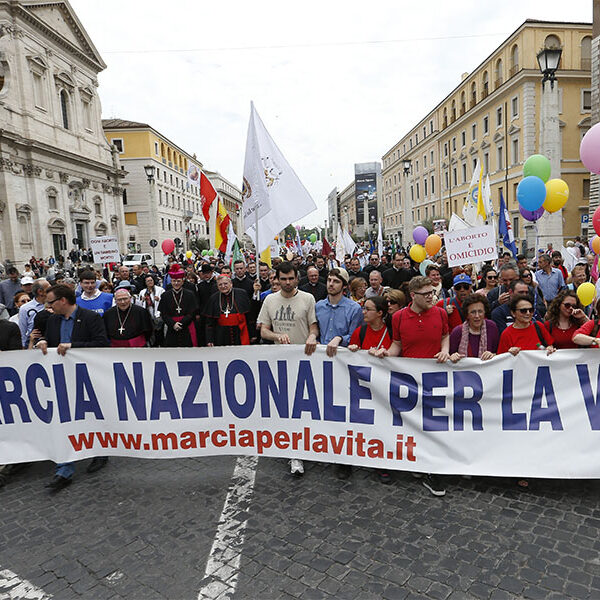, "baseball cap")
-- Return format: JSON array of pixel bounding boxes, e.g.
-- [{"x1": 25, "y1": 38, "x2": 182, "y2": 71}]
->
[
  {"x1": 21, "y1": 276, "x2": 34, "y2": 285},
  {"x1": 453, "y1": 273, "x2": 472, "y2": 286},
  {"x1": 331, "y1": 267, "x2": 349, "y2": 285}
]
